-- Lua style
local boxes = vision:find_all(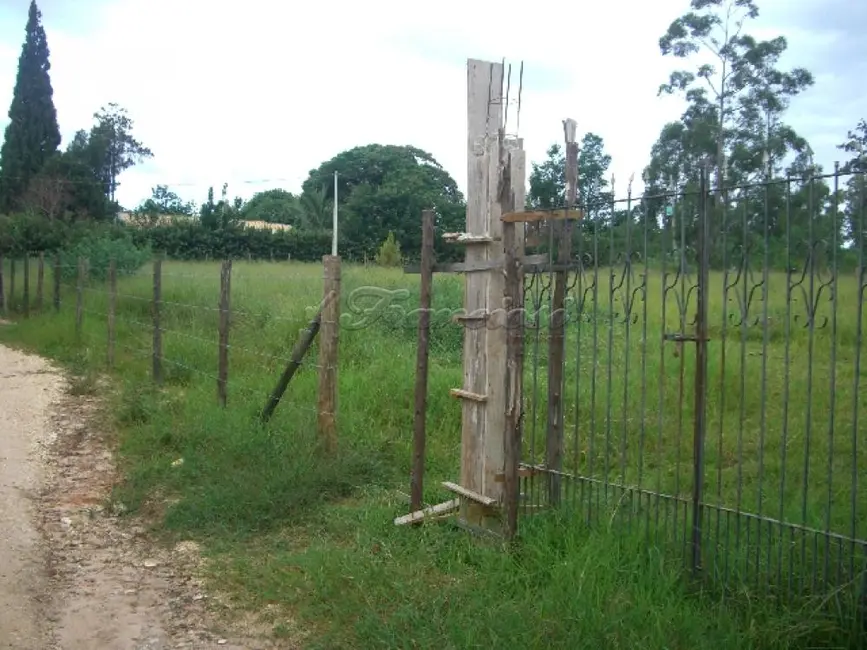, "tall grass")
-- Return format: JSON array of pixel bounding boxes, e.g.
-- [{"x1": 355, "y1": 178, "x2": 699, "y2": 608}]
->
[{"x1": 0, "y1": 257, "x2": 864, "y2": 648}]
